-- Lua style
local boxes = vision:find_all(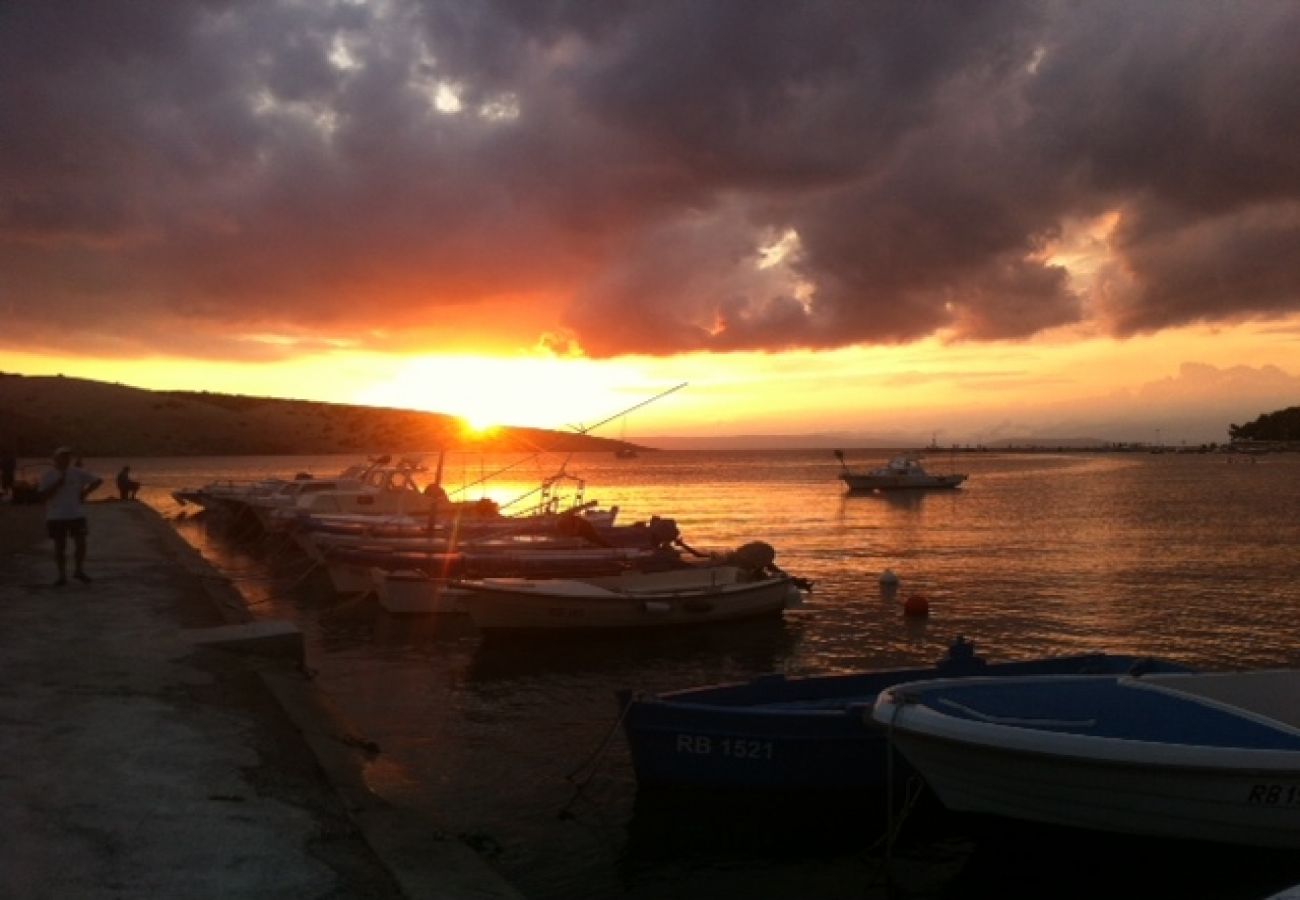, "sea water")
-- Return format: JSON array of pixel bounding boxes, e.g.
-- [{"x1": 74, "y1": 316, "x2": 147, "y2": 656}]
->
[{"x1": 121, "y1": 449, "x2": 1300, "y2": 899}]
